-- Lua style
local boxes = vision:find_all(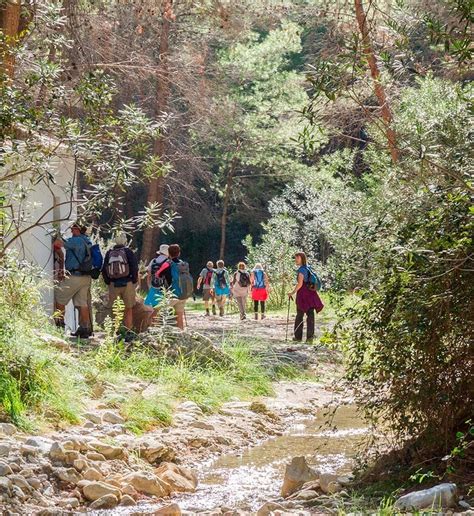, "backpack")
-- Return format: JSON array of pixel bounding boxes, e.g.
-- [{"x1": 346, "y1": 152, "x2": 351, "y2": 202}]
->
[
  {"x1": 150, "y1": 256, "x2": 168, "y2": 288},
  {"x1": 238, "y1": 271, "x2": 250, "y2": 288},
  {"x1": 176, "y1": 260, "x2": 193, "y2": 300},
  {"x1": 106, "y1": 248, "x2": 130, "y2": 280},
  {"x1": 216, "y1": 269, "x2": 228, "y2": 289},
  {"x1": 305, "y1": 266, "x2": 322, "y2": 291},
  {"x1": 253, "y1": 269, "x2": 265, "y2": 289},
  {"x1": 204, "y1": 268, "x2": 213, "y2": 287},
  {"x1": 71, "y1": 239, "x2": 101, "y2": 280}
]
